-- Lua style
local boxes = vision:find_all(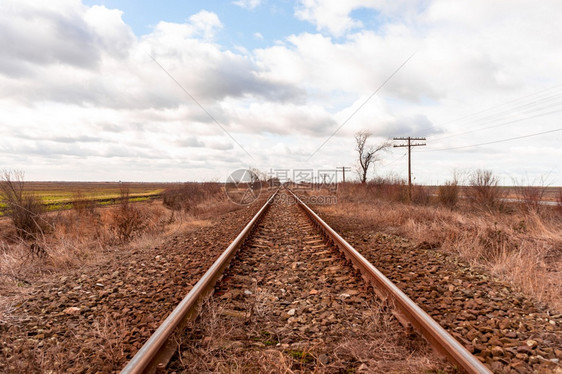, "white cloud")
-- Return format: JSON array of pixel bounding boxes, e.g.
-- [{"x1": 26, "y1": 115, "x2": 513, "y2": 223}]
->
[
  {"x1": 0, "y1": 5, "x2": 304, "y2": 110},
  {"x1": 233, "y1": 0, "x2": 261, "y2": 10},
  {"x1": 1, "y1": 0, "x2": 561, "y2": 184},
  {"x1": 294, "y1": 0, "x2": 426, "y2": 37},
  {"x1": 295, "y1": 0, "x2": 369, "y2": 36},
  {"x1": 187, "y1": 10, "x2": 223, "y2": 39},
  {"x1": 221, "y1": 100, "x2": 337, "y2": 136}
]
